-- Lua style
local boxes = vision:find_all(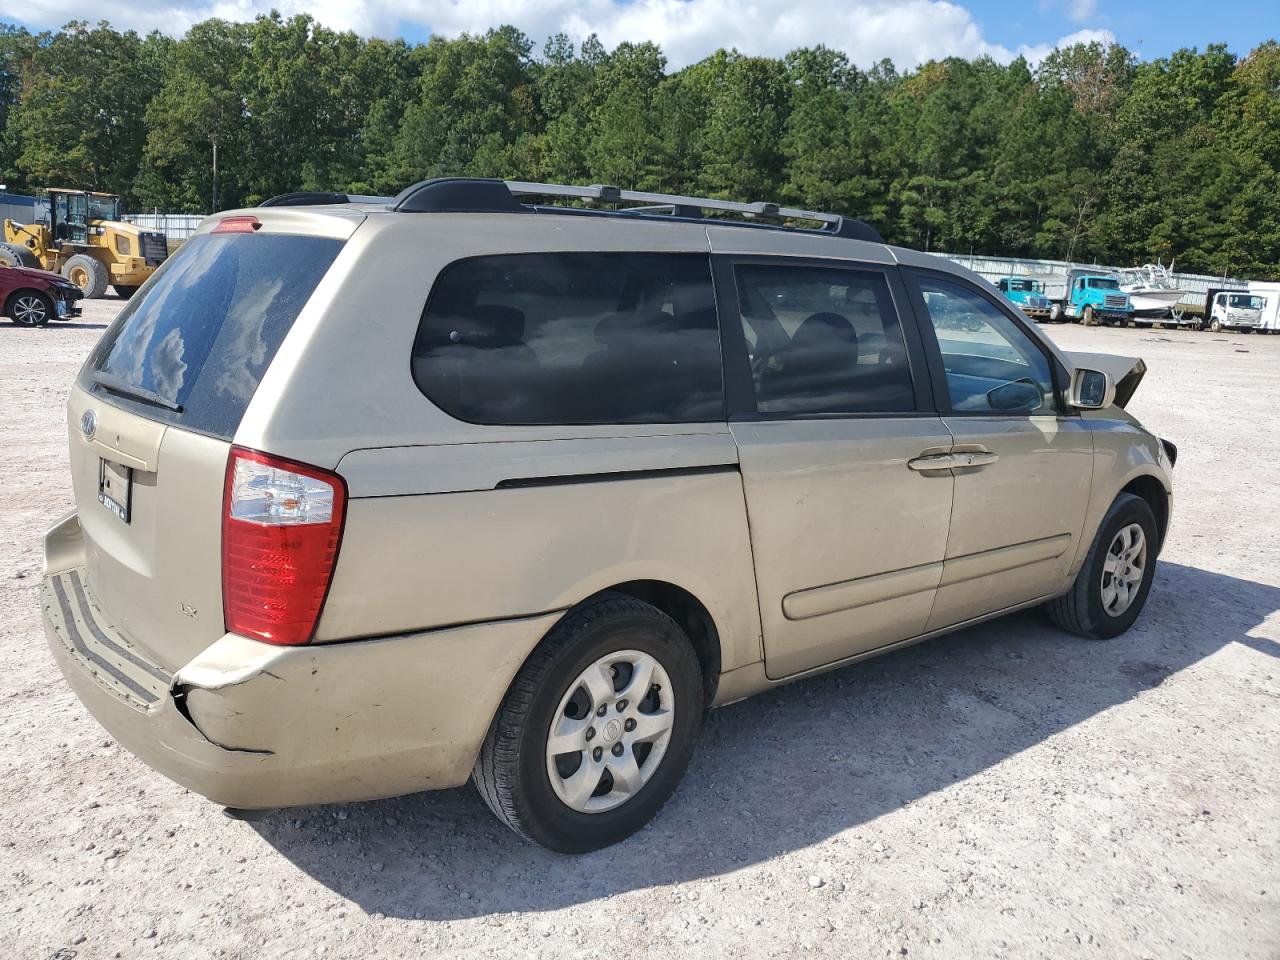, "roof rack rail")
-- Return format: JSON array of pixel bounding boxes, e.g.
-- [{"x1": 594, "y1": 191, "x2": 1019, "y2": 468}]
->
[
  {"x1": 390, "y1": 177, "x2": 883, "y2": 242},
  {"x1": 510, "y1": 181, "x2": 883, "y2": 243},
  {"x1": 259, "y1": 191, "x2": 394, "y2": 207}
]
